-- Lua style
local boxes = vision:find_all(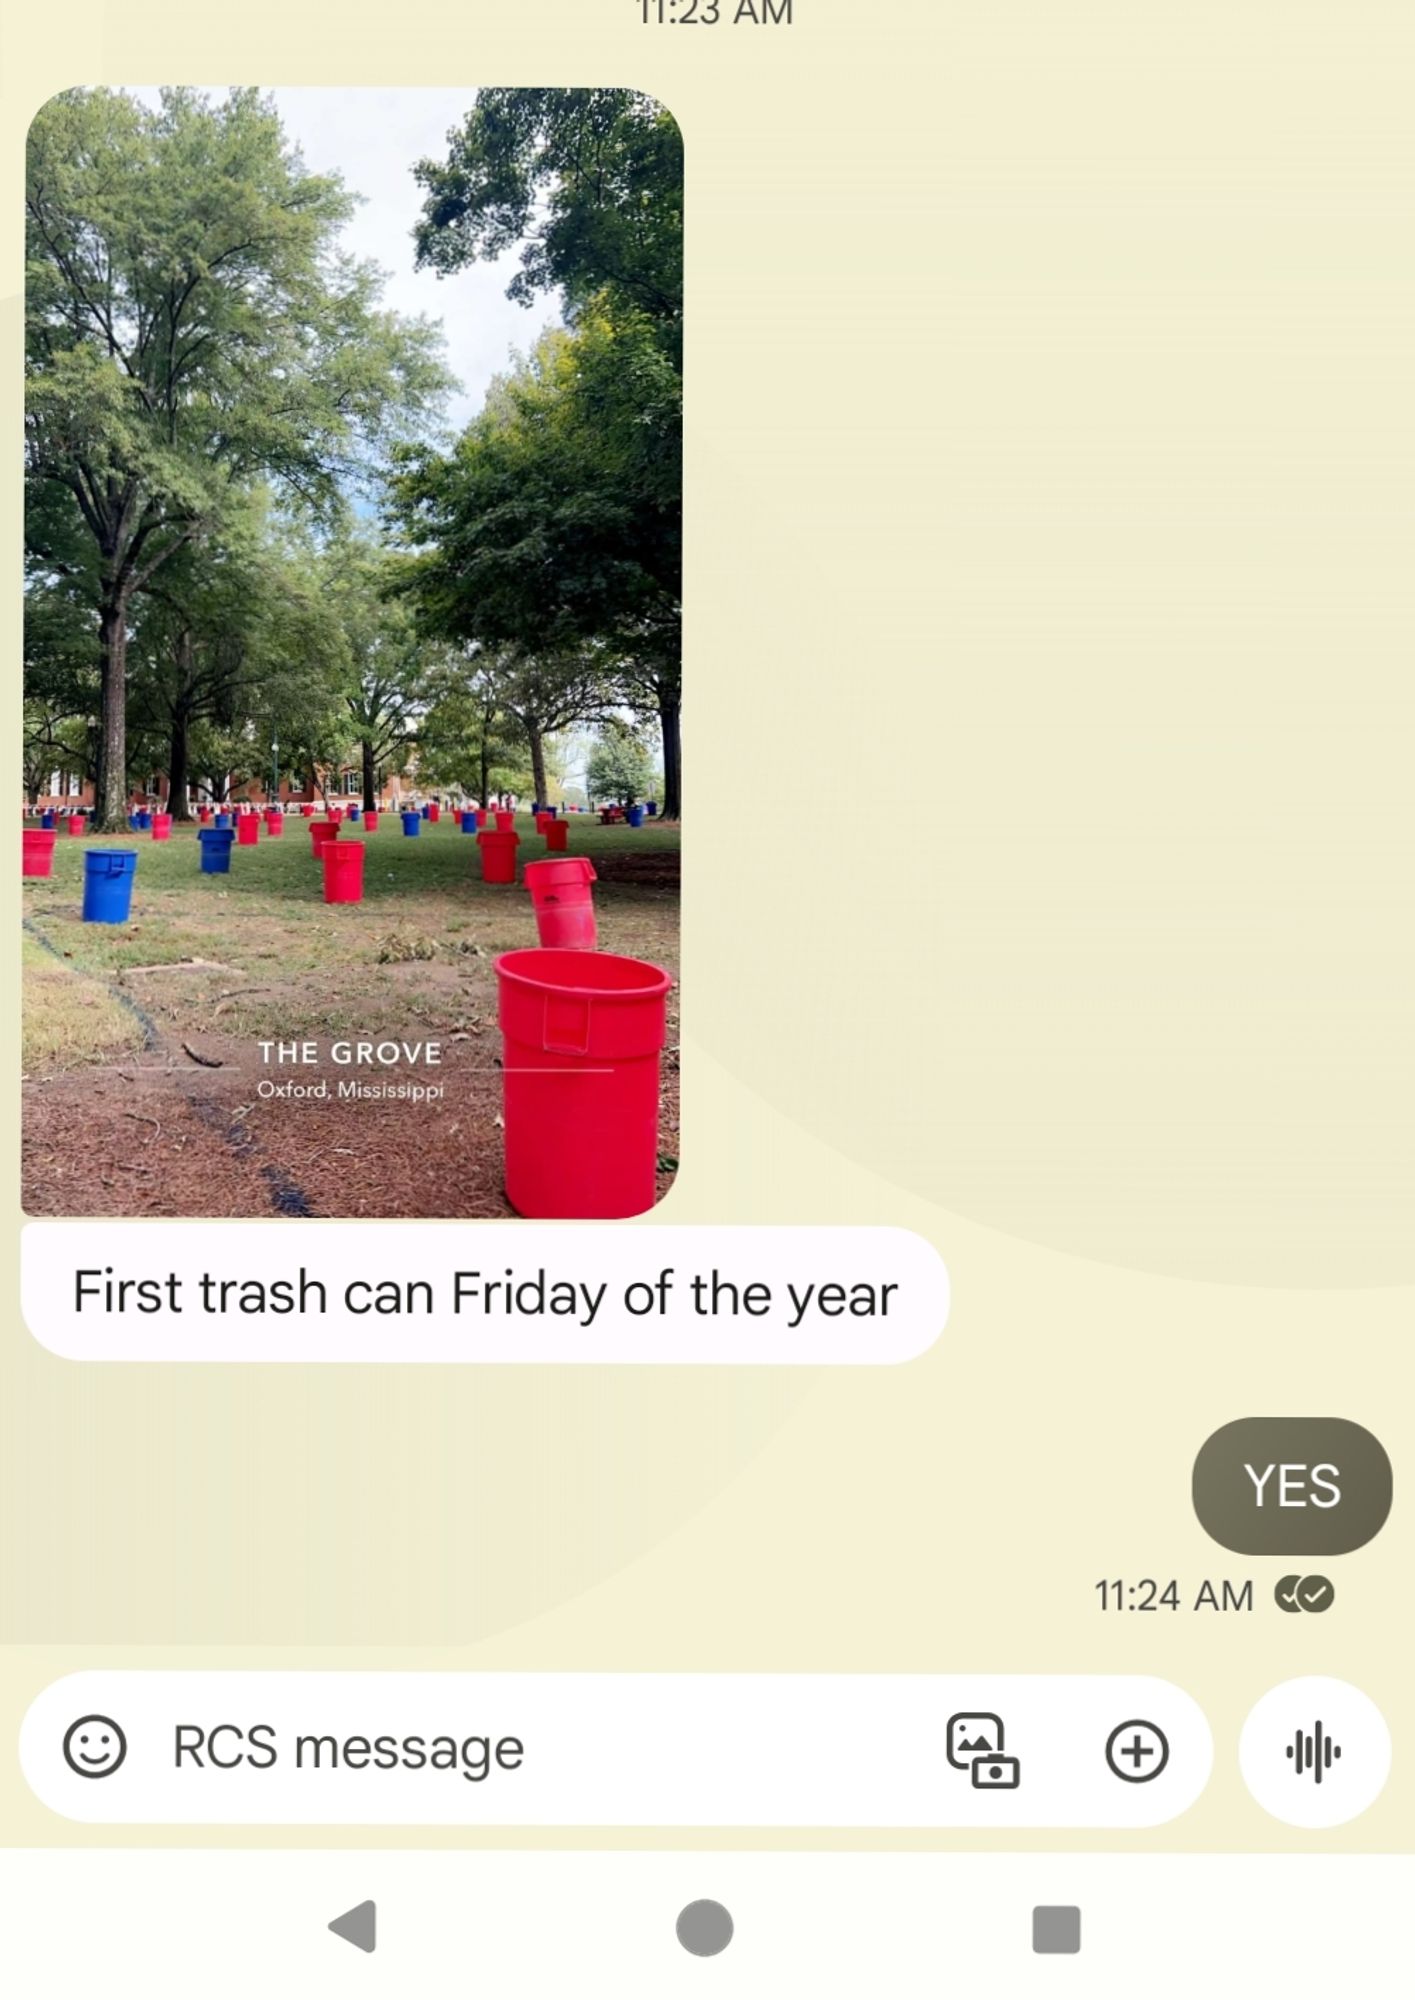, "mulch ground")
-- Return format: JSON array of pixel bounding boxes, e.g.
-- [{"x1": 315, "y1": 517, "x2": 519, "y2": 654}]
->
[
  {"x1": 23, "y1": 823, "x2": 680, "y2": 1219},
  {"x1": 24, "y1": 1004, "x2": 680, "y2": 1221},
  {"x1": 590, "y1": 849, "x2": 680, "y2": 889}
]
